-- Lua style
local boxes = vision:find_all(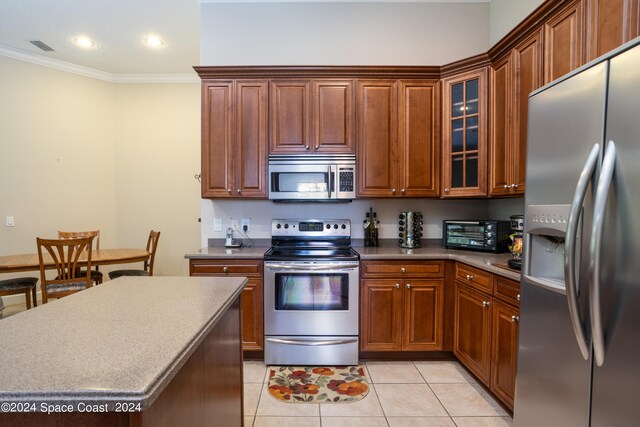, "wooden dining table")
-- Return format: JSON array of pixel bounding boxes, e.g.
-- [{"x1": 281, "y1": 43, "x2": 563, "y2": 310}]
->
[{"x1": 0, "y1": 249, "x2": 150, "y2": 274}]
